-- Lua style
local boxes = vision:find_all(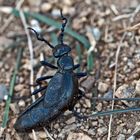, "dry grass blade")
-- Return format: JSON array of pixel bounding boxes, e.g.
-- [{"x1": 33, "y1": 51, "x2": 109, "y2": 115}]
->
[
  {"x1": 107, "y1": 32, "x2": 126, "y2": 140},
  {"x1": 0, "y1": 47, "x2": 23, "y2": 137},
  {"x1": 19, "y1": 8, "x2": 54, "y2": 139},
  {"x1": 119, "y1": 22, "x2": 140, "y2": 33},
  {"x1": 107, "y1": 5, "x2": 140, "y2": 140},
  {"x1": 19, "y1": 10, "x2": 35, "y2": 101},
  {"x1": 44, "y1": 128, "x2": 54, "y2": 140},
  {"x1": 19, "y1": 8, "x2": 37, "y2": 140}
]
